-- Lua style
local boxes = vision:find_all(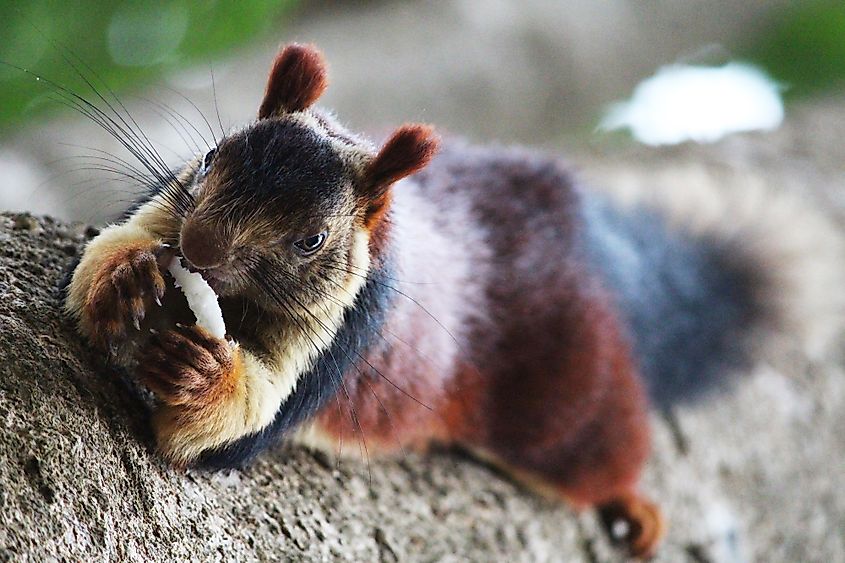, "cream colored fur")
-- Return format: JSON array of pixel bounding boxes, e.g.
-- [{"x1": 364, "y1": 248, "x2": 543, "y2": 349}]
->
[{"x1": 156, "y1": 229, "x2": 372, "y2": 464}]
